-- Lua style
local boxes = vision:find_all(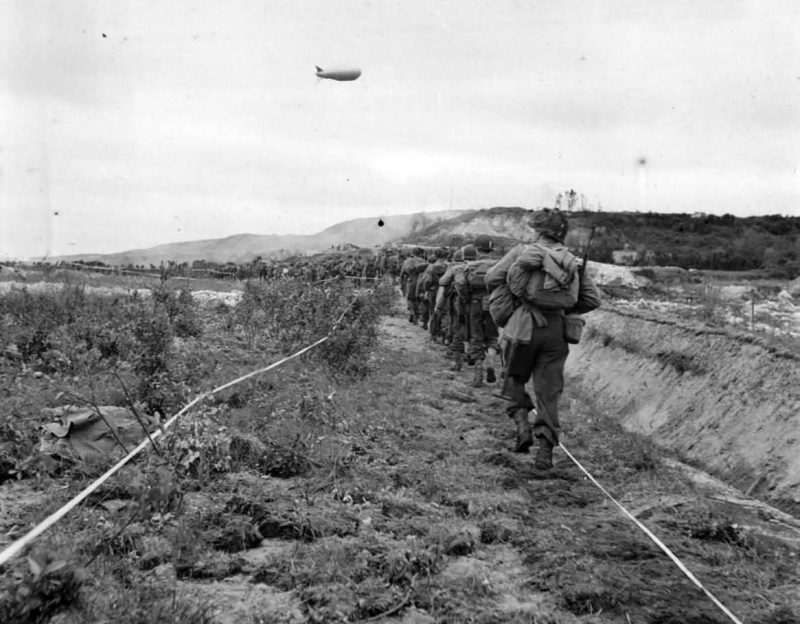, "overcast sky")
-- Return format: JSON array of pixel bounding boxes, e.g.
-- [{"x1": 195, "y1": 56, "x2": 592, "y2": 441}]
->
[{"x1": 2, "y1": 0, "x2": 798, "y2": 258}]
